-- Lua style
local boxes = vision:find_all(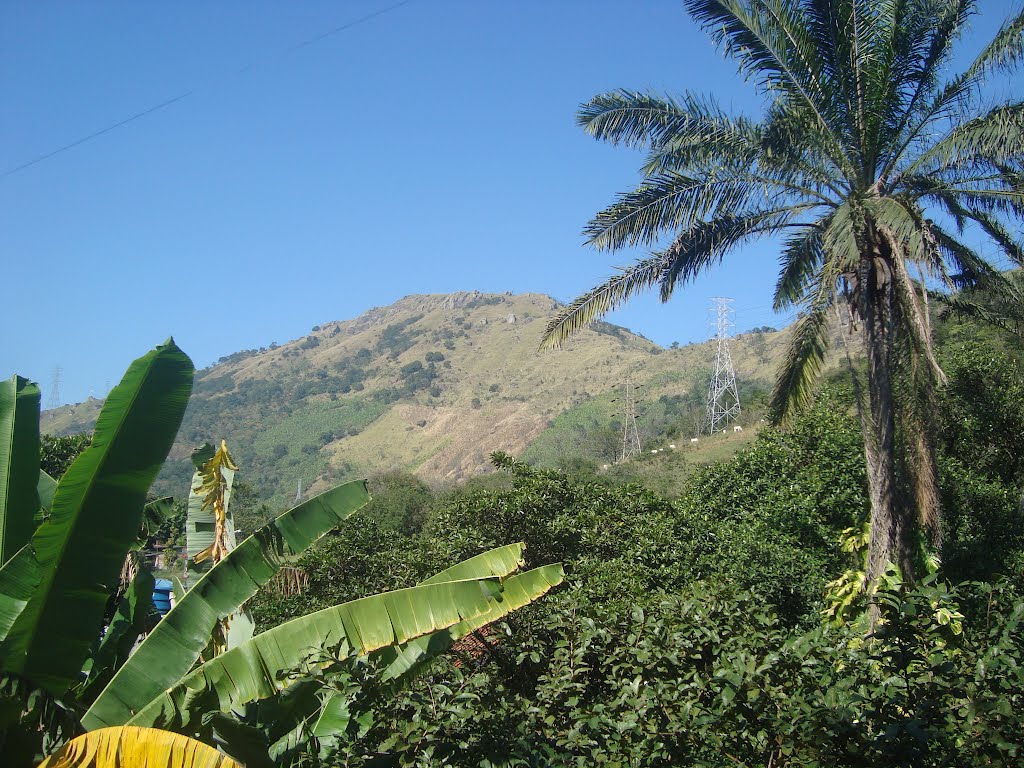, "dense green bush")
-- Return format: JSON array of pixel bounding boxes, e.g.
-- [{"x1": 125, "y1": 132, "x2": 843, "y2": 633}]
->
[{"x1": 281, "y1": 578, "x2": 1022, "y2": 767}]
